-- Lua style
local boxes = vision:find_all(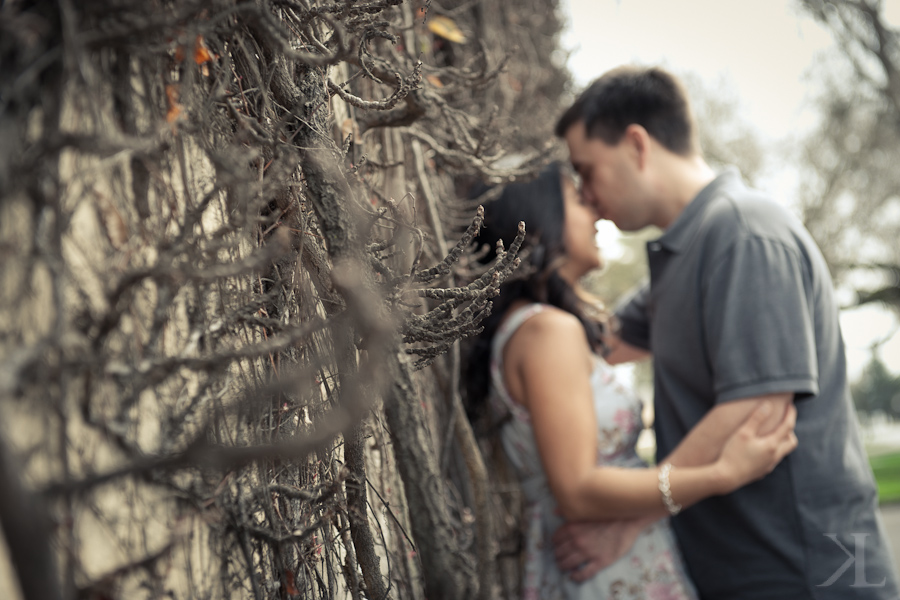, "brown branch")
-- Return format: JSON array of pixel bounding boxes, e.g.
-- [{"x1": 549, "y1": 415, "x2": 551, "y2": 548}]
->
[
  {"x1": 406, "y1": 127, "x2": 551, "y2": 181},
  {"x1": 327, "y1": 60, "x2": 423, "y2": 110},
  {"x1": 345, "y1": 423, "x2": 390, "y2": 600},
  {"x1": 410, "y1": 136, "x2": 497, "y2": 597},
  {"x1": 42, "y1": 398, "x2": 368, "y2": 498},
  {"x1": 103, "y1": 316, "x2": 328, "y2": 382},
  {"x1": 0, "y1": 431, "x2": 64, "y2": 600},
  {"x1": 75, "y1": 529, "x2": 185, "y2": 600}
]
